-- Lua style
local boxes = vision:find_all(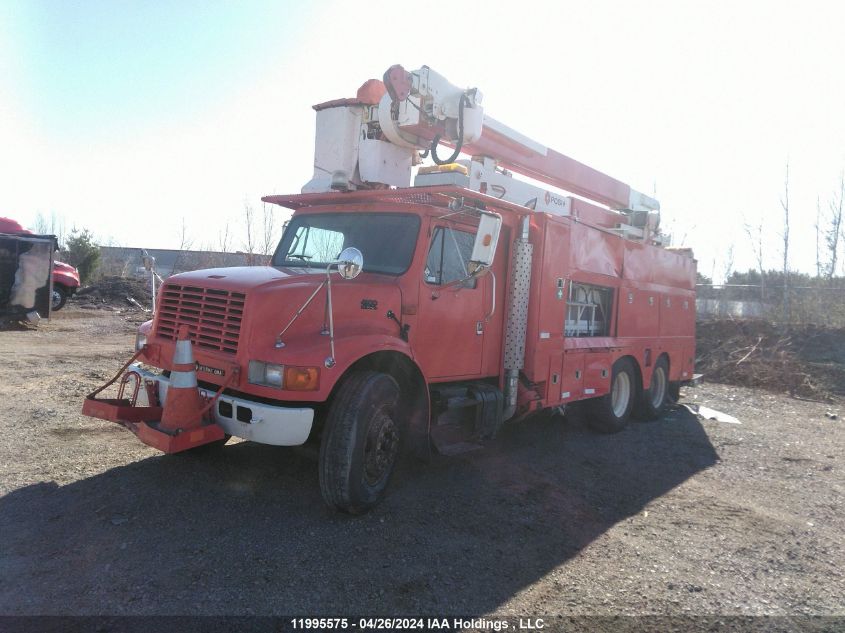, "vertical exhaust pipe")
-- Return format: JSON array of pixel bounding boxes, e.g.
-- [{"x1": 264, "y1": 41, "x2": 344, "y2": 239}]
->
[{"x1": 502, "y1": 215, "x2": 532, "y2": 420}]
